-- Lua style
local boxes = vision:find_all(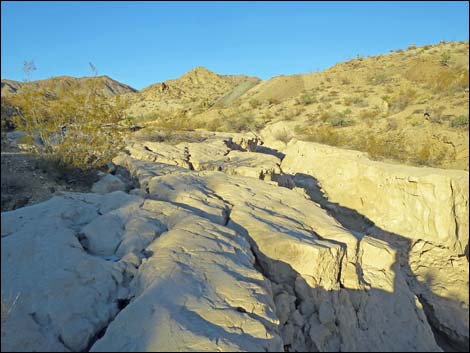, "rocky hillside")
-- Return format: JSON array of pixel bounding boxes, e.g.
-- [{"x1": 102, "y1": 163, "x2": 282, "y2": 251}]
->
[
  {"x1": 187, "y1": 41, "x2": 469, "y2": 170},
  {"x1": 1, "y1": 75, "x2": 137, "y2": 97},
  {"x1": 123, "y1": 66, "x2": 260, "y2": 121},
  {"x1": 2, "y1": 130, "x2": 468, "y2": 352}
]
